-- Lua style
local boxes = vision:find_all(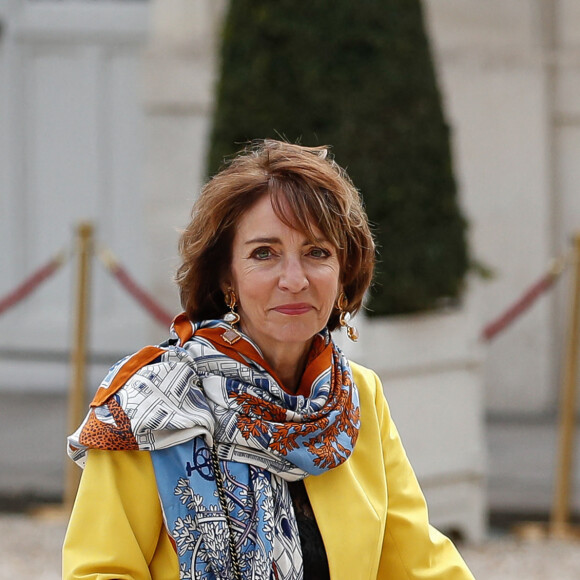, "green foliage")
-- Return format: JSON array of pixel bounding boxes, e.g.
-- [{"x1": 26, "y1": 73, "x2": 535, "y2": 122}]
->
[{"x1": 208, "y1": 0, "x2": 469, "y2": 316}]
